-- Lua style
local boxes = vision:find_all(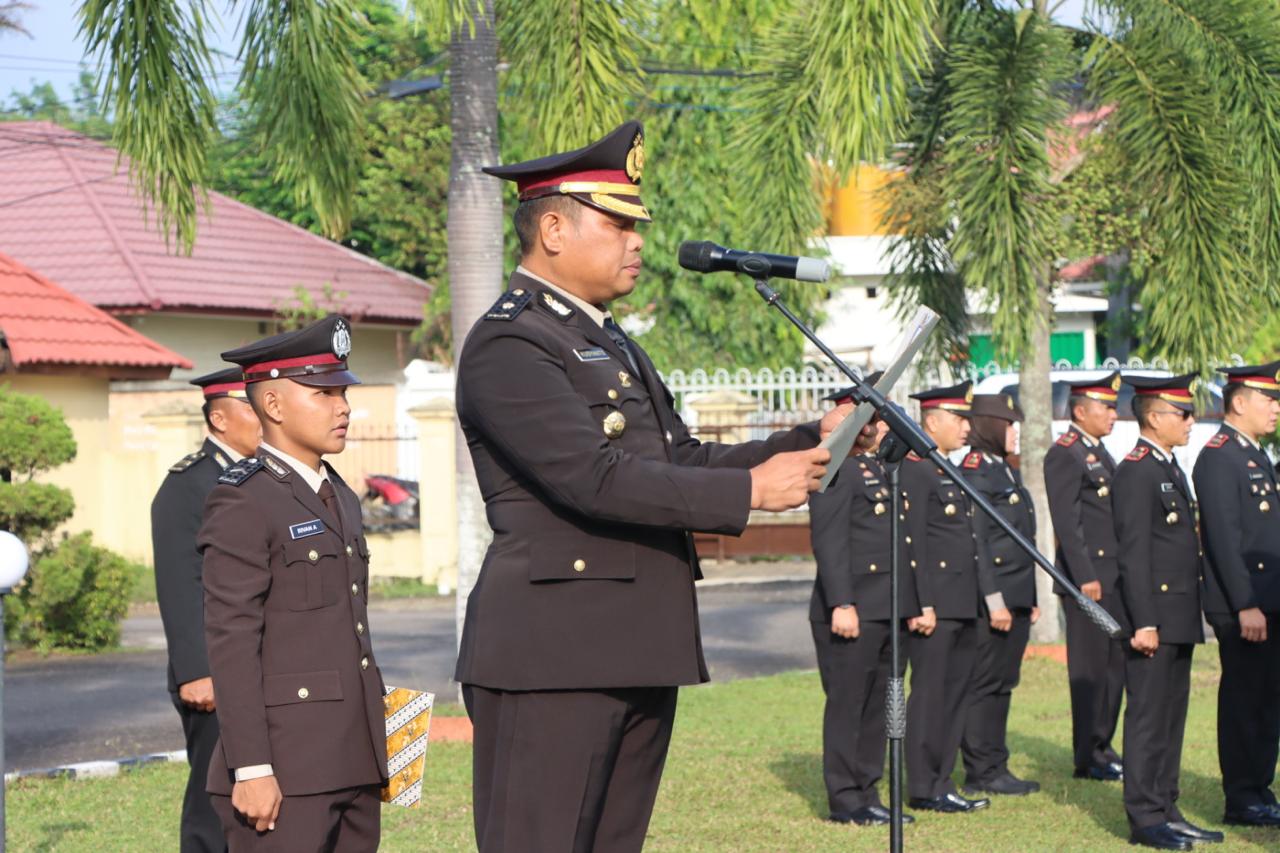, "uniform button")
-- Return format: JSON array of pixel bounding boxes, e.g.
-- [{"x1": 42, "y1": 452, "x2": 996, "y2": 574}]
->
[
  {"x1": 361, "y1": 657, "x2": 369, "y2": 670},
  {"x1": 298, "y1": 687, "x2": 310, "y2": 699},
  {"x1": 352, "y1": 582, "x2": 360, "y2": 596},
  {"x1": 905, "y1": 536, "x2": 912, "y2": 544},
  {"x1": 608, "y1": 389, "x2": 619, "y2": 400},
  {"x1": 939, "y1": 561, "x2": 947, "y2": 568},
  {"x1": 869, "y1": 564, "x2": 877, "y2": 572},
  {"x1": 994, "y1": 558, "x2": 1003, "y2": 566},
  {"x1": 1160, "y1": 583, "x2": 1169, "y2": 592},
  {"x1": 573, "y1": 559, "x2": 587, "y2": 572},
  {"x1": 1260, "y1": 563, "x2": 1266, "y2": 571},
  {"x1": 1097, "y1": 549, "x2": 1105, "y2": 557},
  {"x1": 346, "y1": 545, "x2": 354, "y2": 556},
  {"x1": 356, "y1": 621, "x2": 365, "y2": 635},
  {"x1": 911, "y1": 560, "x2": 917, "y2": 568},
  {"x1": 308, "y1": 549, "x2": 319, "y2": 562}
]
